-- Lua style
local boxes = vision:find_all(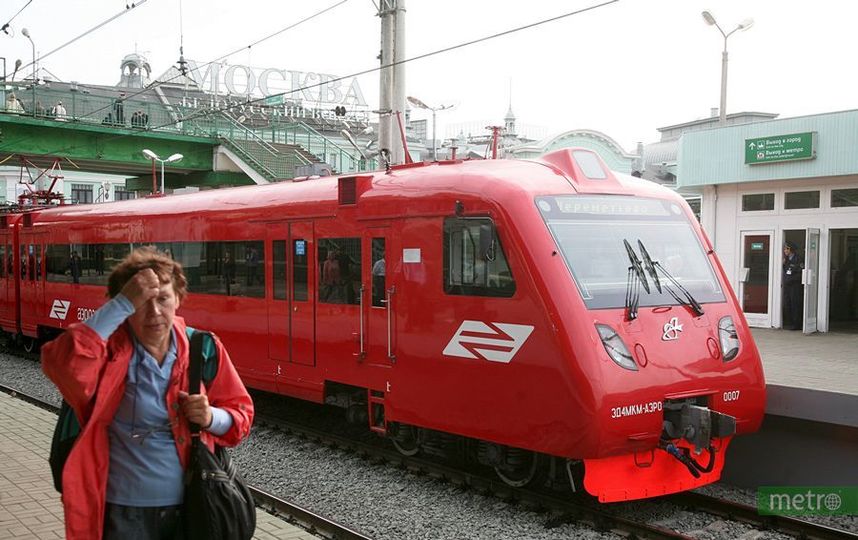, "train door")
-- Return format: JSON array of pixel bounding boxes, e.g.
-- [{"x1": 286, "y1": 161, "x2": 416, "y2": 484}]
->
[
  {"x1": 266, "y1": 226, "x2": 289, "y2": 367},
  {"x1": 739, "y1": 231, "x2": 774, "y2": 328},
  {"x1": 365, "y1": 227, "x2": 395, "y2": 366},
  {"x1": 19, "y1": 236, "x2": 46, "y2": 337},
  {"x1": 289, "y1": 221, "x2": 315, "y2": 366},
  {"x1": 802, "y1": 228, "x2": 820, "y2": 334},
  {"x1": 0, "y1": 233, "x2": 12, "y2": 332}
]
